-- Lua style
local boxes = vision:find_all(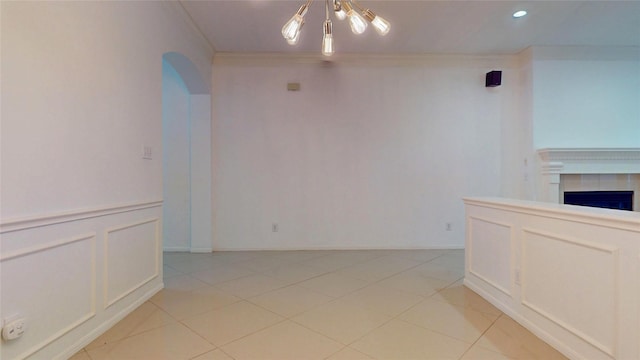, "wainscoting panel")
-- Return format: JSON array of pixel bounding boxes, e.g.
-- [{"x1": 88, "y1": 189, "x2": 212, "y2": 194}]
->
[
  {"x1": 104, "y1": 218, "x2": 160, "y2": 308},
  {"x1": 0, "y1": 234, "x2": 96, "y2": 360},
  {"x1": 0, "y1": 200, "x2": 163, "y2": 360},
  {"x1": 464, "y1": 197, "x2": 640, "y2": 360},
  {"x1": 468, "y1": 216, "x2": 512, "y2": 296},
  {"x1": 522, "y1": 228, "x2": 618, "y2": 357}
]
